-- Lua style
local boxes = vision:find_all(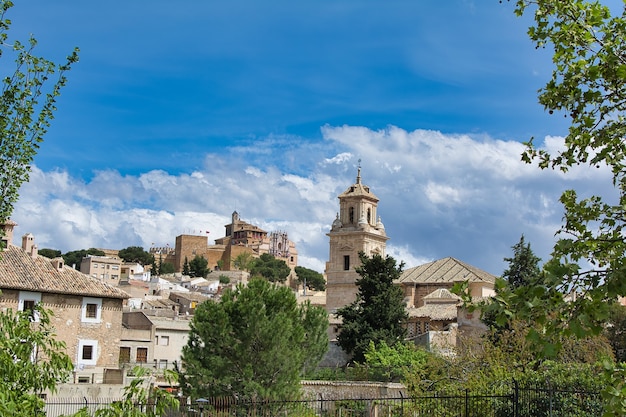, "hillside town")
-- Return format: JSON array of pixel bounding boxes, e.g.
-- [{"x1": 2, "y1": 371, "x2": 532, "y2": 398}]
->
[{"x1": 0, "y1": 170, "x2": 499, "y2": 399}]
